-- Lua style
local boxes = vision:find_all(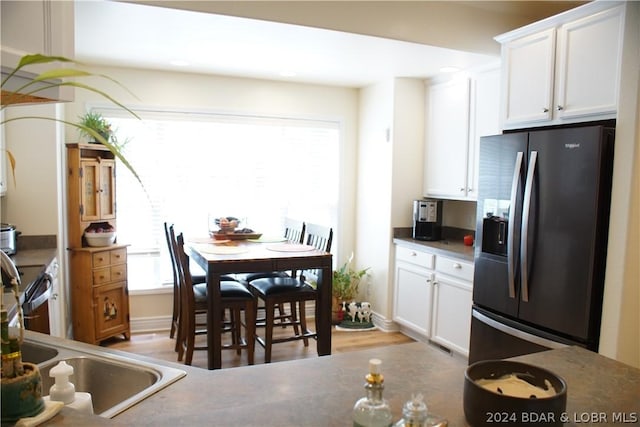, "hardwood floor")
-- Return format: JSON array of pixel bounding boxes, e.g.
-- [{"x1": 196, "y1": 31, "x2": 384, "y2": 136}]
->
[{"x1": 101, "y1": 326, "x2": 415, "y2": 370}]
